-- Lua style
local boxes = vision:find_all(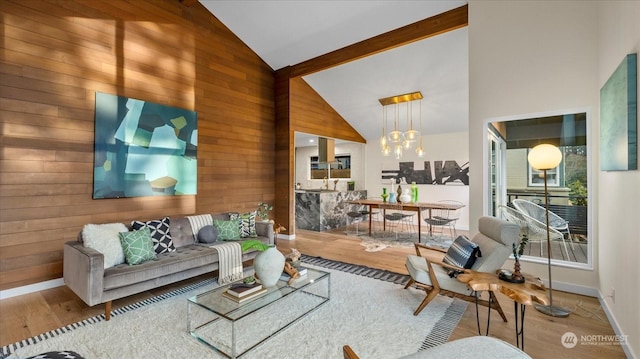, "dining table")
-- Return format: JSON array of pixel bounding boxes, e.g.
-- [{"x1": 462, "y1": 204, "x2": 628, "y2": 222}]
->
[{"x1": 349, "y1": 199, "x2": 465, "y2": 243}]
